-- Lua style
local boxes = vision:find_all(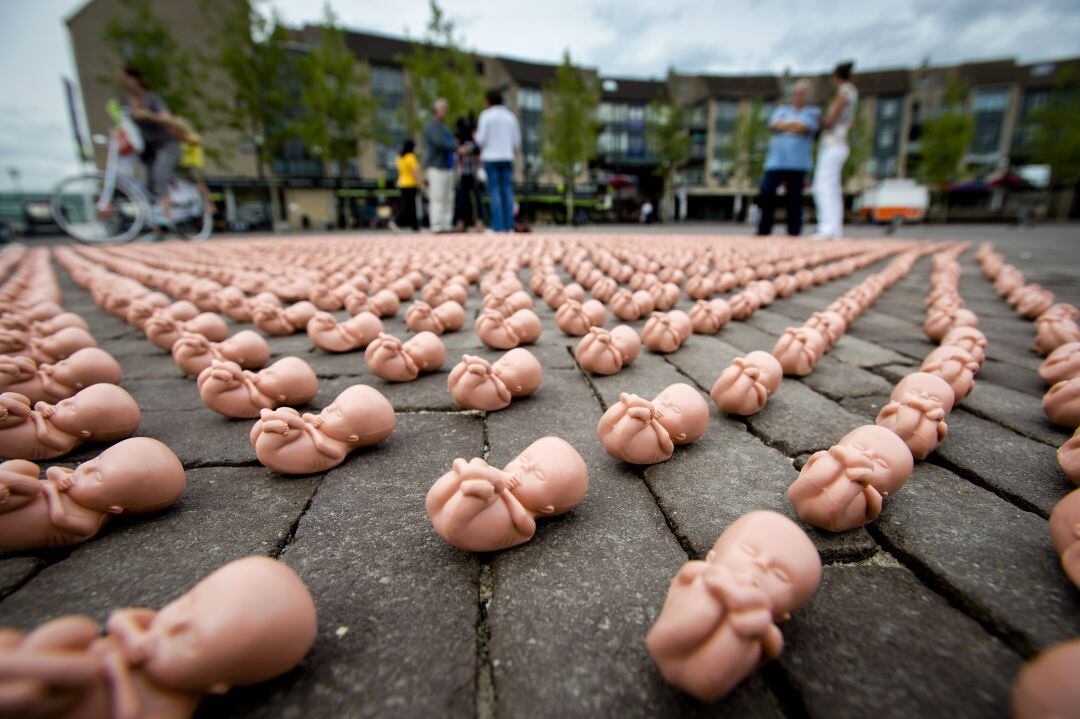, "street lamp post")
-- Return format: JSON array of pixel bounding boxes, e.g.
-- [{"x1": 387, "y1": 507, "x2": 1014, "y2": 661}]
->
[{"x1": 8, "y1": 168, "x2": 22, "y2": 201}]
